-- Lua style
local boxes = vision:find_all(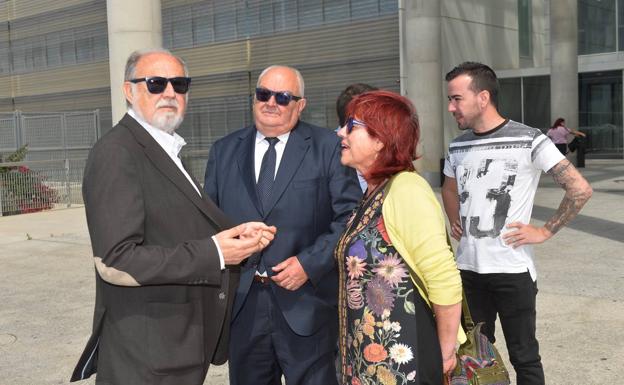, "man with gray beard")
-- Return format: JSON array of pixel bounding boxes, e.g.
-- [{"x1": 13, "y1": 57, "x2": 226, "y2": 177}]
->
[{"x1": 71, "y1": 48, "x2": 276, "y2": 385}]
